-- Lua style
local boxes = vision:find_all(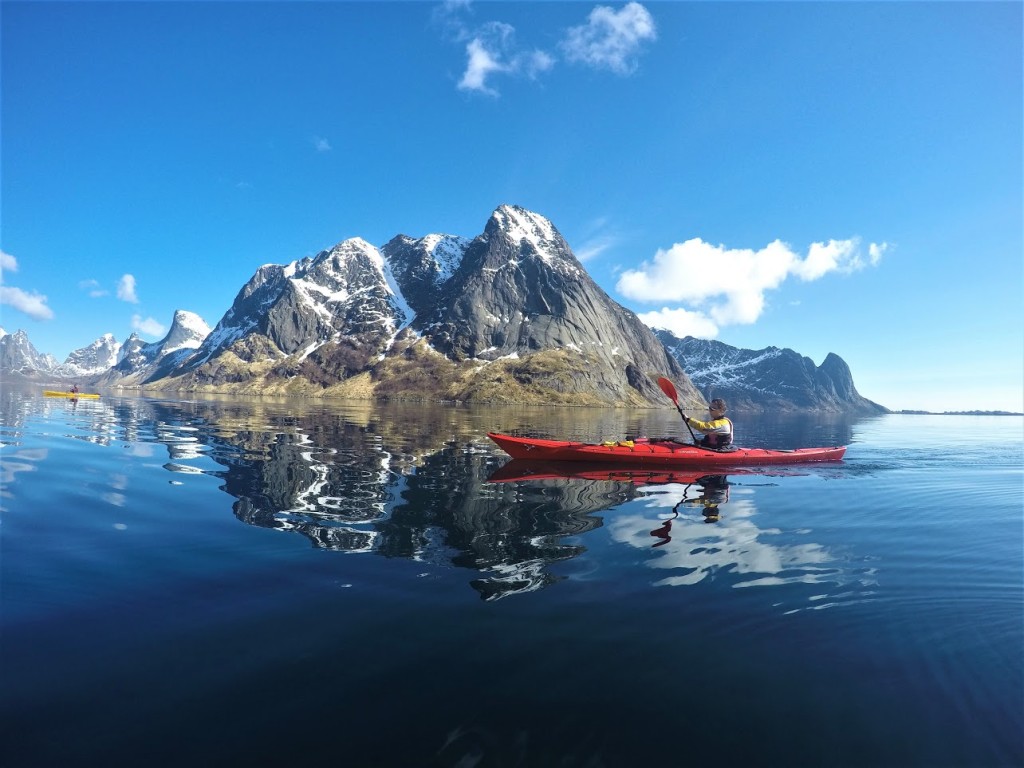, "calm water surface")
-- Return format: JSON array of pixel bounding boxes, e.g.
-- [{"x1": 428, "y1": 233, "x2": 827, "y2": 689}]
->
[{"x1": 2, "y1": 389, "x2": 1021, "y2": 767}]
